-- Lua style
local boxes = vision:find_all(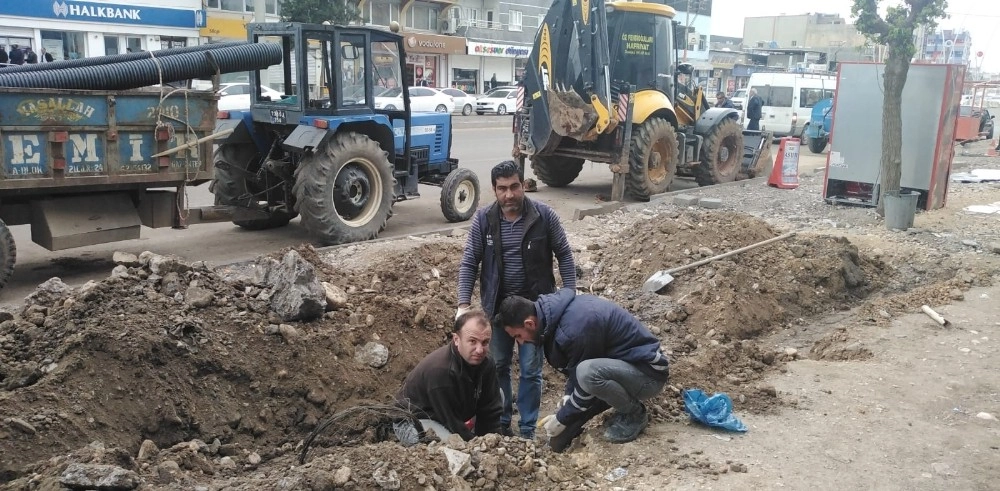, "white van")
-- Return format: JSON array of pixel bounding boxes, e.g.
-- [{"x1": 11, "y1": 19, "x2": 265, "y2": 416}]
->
[{"x1": 744, "y1": 72, "x2": 837, "y2": 137}]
